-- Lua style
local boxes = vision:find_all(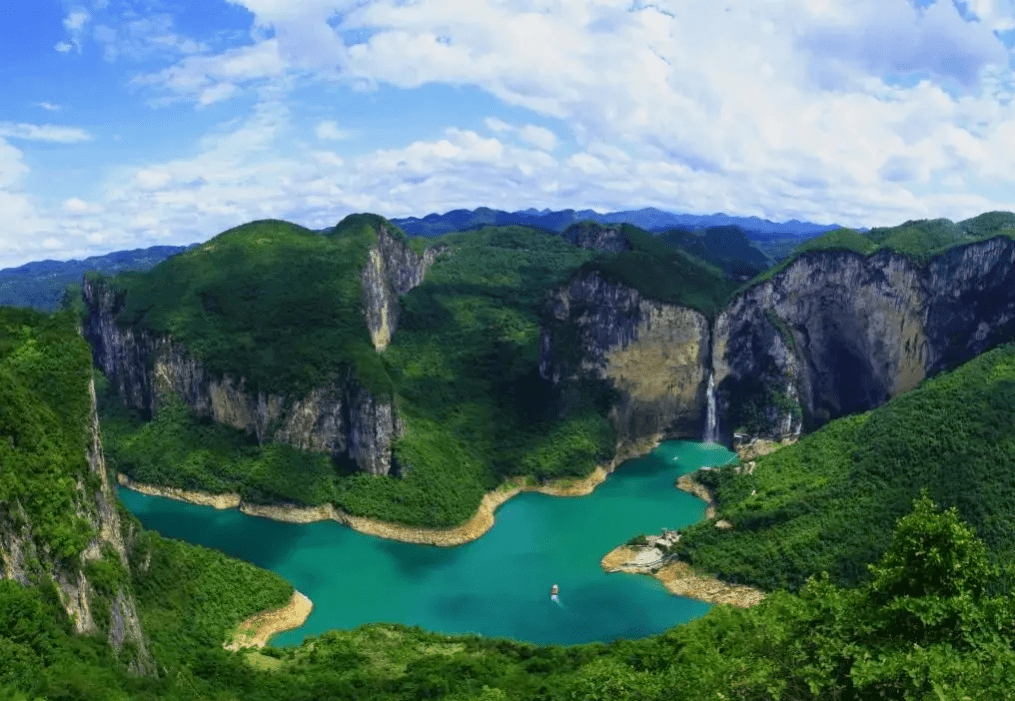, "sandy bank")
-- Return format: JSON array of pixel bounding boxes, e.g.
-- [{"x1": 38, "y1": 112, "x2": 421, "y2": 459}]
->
[
  {"x1": 600, "y1": 461, "x2": 766, "y2": 608},
  {"x1": 224, "y1": 590, "x2": 314, "y2": 651},
  {"x1": 600, "y1": 541, "x2": 765, "y2": 608},
  {"x1": 114, "y1": 434, "x2": 662, "y2": 548}
]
